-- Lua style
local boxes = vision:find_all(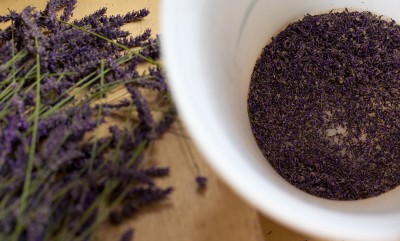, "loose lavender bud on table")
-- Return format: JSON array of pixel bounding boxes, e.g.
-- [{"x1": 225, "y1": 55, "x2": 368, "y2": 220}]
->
[
  {"x1": 120, "y1": 228, "x2": 134, "y2": 241},
  {"x1": 248, "y1": 10, "x2": 400, "y2": 200},
  {"x1": 195, "y1": 176, "x2": 208, "y2": 189}
]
